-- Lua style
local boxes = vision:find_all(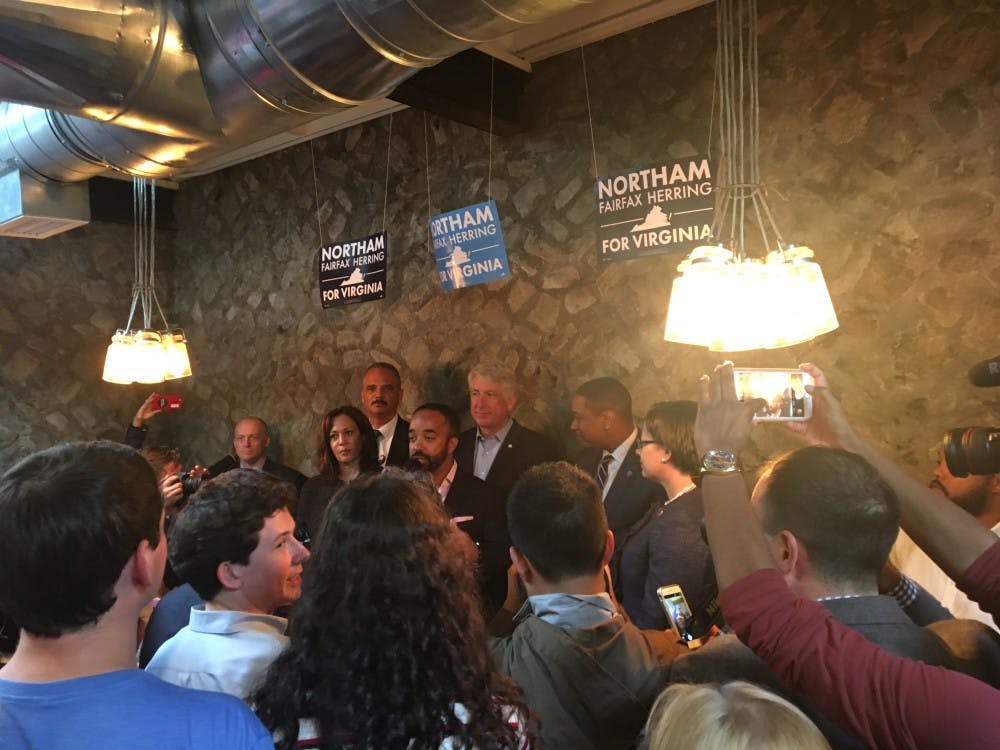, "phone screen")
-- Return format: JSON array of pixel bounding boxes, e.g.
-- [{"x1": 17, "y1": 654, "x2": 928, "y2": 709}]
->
[
  {"x1": 657, "y1": 585, "x2": 694, "y2": 641},
  {"x1": 732, "y1": 368, "x2": 813, "y2": 422}
]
